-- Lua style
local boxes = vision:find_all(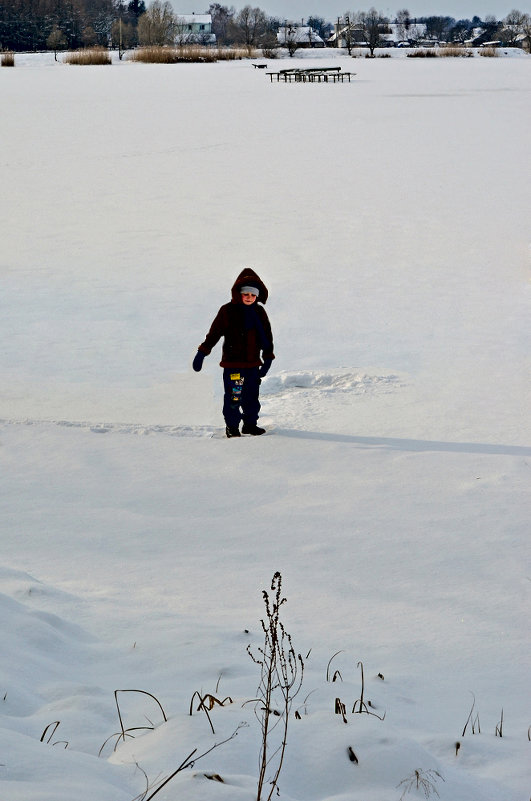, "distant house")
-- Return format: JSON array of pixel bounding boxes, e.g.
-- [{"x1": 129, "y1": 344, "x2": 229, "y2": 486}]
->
[
  {"x1": 175, "y1": 14, "x2": 216, "y2": 45},
  {"x1": 465, "y1": 27, "x2": 495, "y2": 47},
  {"x1": 277, "y1": 25, "x2": 325, "y2": 48},
  {"x1": 328, "y1": 20, "x2": 426, "y2": 48},
  {"x1": 327, "y1": 23, "x2": 366, "y2": 48},
  {"x1": 381, "y1": 22, "x2": 426, "y2": 46}
]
